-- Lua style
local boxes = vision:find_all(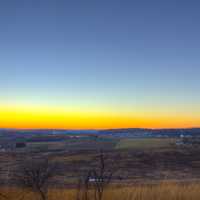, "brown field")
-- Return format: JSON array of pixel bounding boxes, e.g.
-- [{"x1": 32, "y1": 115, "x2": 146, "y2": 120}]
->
[
  {"x1": 1, "y1": 146, "x2": 200, "y2": 186},
  {"x1": 1, "y1": 182, "x2": 200, "y2": 200},
  {"x1": 116, "y1": 138, "x2": 176, "y2": 150},
  {"x1": 1, "y1": 137, "x2": 200, "y2": 200}
]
